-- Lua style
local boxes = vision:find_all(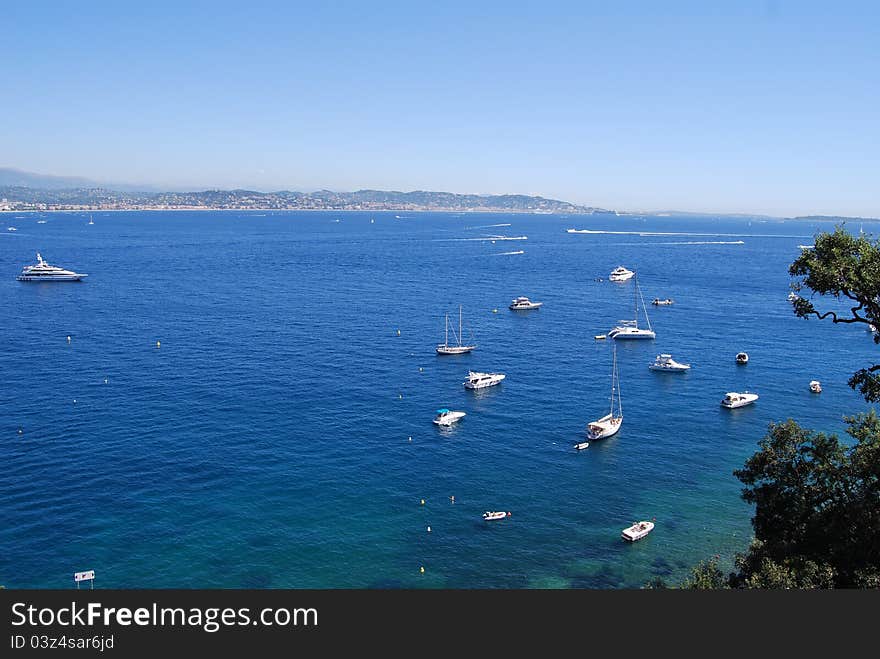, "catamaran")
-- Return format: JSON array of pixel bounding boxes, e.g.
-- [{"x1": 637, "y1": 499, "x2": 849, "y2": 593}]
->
[
  {"x1": 436, "y1": 306, "x2": 476, "y2": 355},
  {"x1": 607, "y1": 274, "x2": 655, "y2": 339},
  {"x1": 586, "y1": 345, "x2": 623, "y2": 440}
]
